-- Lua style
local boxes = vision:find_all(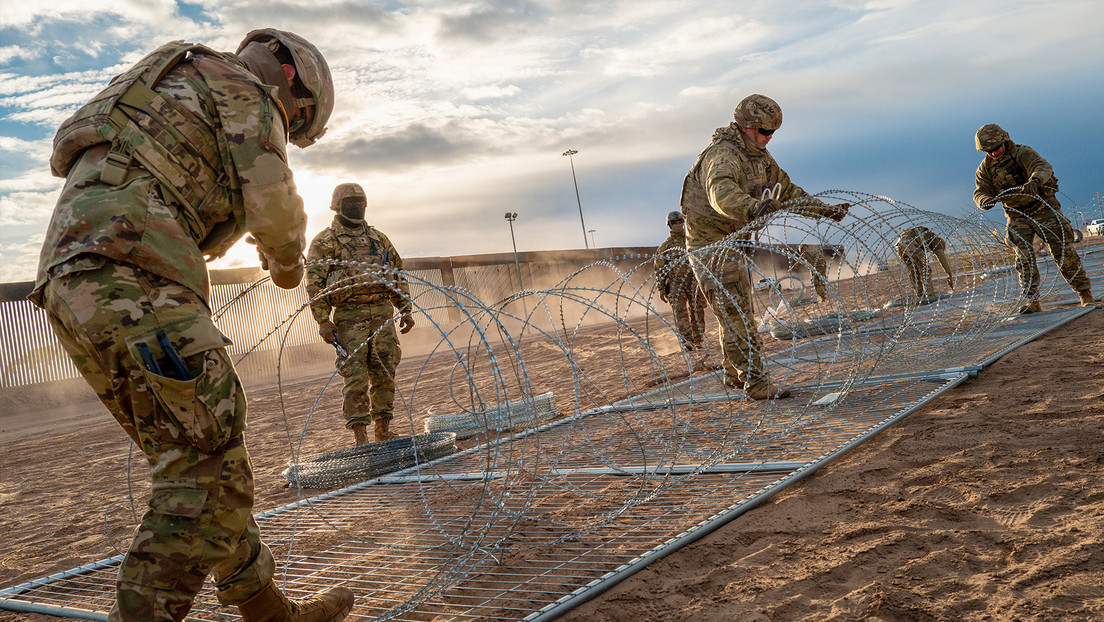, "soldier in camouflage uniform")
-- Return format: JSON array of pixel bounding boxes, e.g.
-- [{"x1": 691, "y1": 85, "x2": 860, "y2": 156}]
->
[
  {"x1": 973, "y1": 123, "x2": 1094, "y2": 312},
  {"x1": 893, "y1": 226, "x2": 955, "y2": 300},
  {"x1": 306, "y1": 183, "x2": 414, "y2": 445},
  {"x1": 29, "y1": 30, "x2": 354, "y2": 622},
  {"x1": 793, "y1": 243, "x2": 829, "y2": 302},
  {"x1": 680, "y1": 94, "x2": 849, "y2": 400},
  {"x1": 654, "y1": 211, "x2": 707, "y2": 350}
]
